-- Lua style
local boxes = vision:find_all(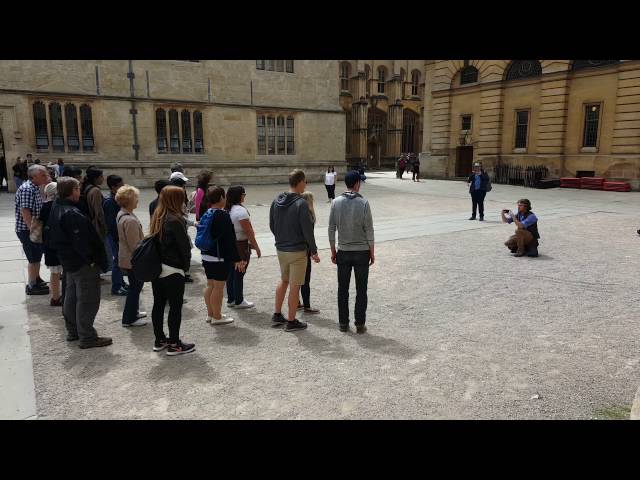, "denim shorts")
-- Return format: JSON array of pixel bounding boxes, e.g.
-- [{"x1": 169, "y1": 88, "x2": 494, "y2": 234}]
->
[{"x1": 16, "y1": 230, "x2": 43, "y2": 264}]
